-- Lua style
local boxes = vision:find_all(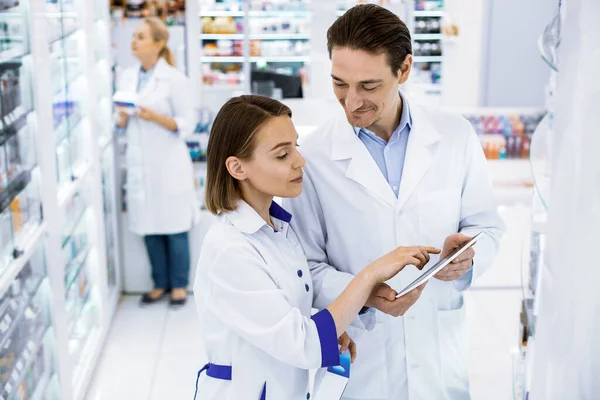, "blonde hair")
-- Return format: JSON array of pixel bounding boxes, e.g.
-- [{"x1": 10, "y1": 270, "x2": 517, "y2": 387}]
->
[{"x1": 144, "y1": 17, "x2": 175, "y2": 66}]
